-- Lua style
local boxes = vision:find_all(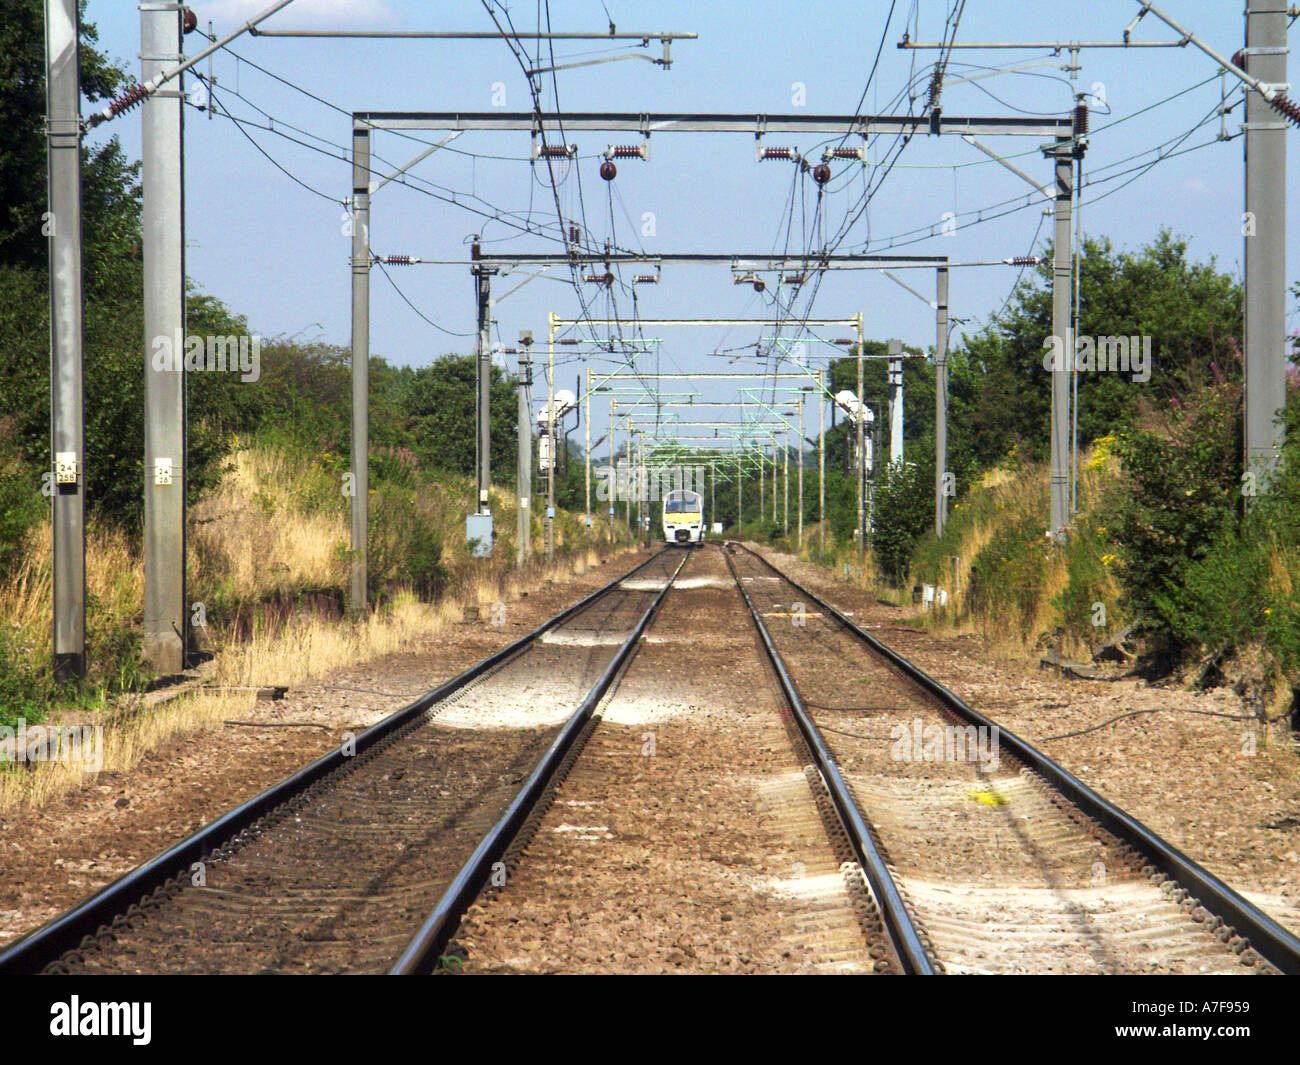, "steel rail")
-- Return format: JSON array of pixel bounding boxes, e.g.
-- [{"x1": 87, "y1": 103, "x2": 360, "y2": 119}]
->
[
  {"x1": 735, "y1": 544, "x2": 1300, "y2": 976},
  {"x1": 0, "y1": 549, "x2": 673, "y2": 975},
  {"x1": 390, "y1": 550, "x2": 691, "y2": 973},
  {"x1": 721, "y1": 544, "x2": 935, "y2": 975}
]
